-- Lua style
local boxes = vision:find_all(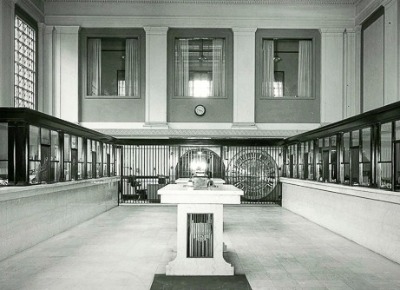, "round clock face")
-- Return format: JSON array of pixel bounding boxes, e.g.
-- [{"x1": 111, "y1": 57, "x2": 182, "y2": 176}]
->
[{"x1": 194, "y1": 105, "x2": 206, "y2": 116}]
